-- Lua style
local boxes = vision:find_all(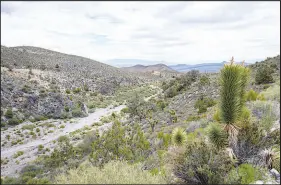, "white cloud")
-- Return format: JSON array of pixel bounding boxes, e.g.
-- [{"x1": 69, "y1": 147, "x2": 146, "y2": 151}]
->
[{"x1": 1, "y1": 1, "x2": 280, "y2": 66}]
